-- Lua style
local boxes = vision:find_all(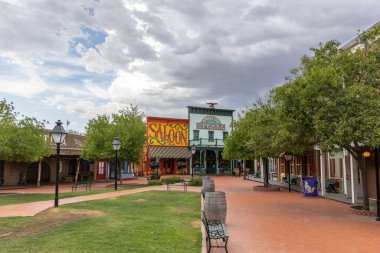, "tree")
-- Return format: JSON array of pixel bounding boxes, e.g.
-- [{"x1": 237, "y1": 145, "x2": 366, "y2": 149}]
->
[
  {"x1": 273, "y1": 25, "x2": 380, "y2": 210},
  {"x1": 0, "y1": 99, "x2": 50, "y2": 163},
  {"x1": 82, "y1": 105, "x2": 146, "y2": 181}
]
